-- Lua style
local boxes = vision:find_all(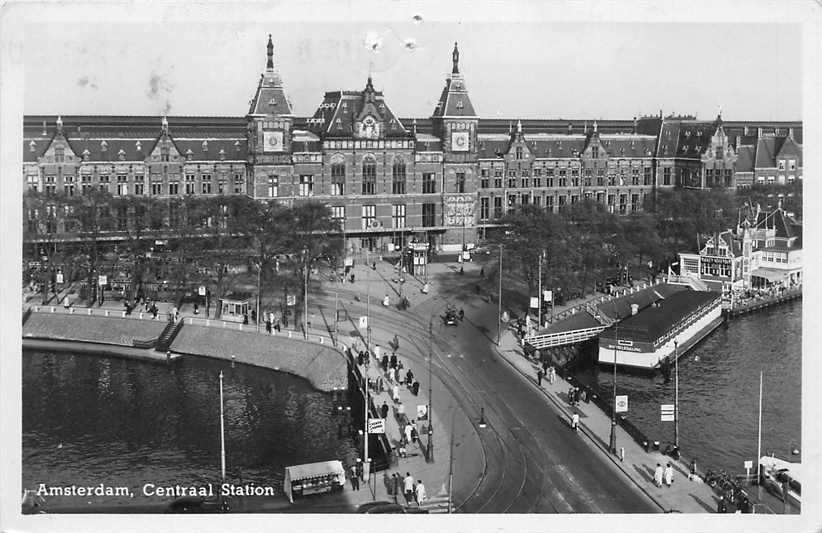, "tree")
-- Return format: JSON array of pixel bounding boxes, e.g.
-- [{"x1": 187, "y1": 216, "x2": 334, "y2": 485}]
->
[{"x1": 69, "y1": 189, "x2": 114, "y2": 305}]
